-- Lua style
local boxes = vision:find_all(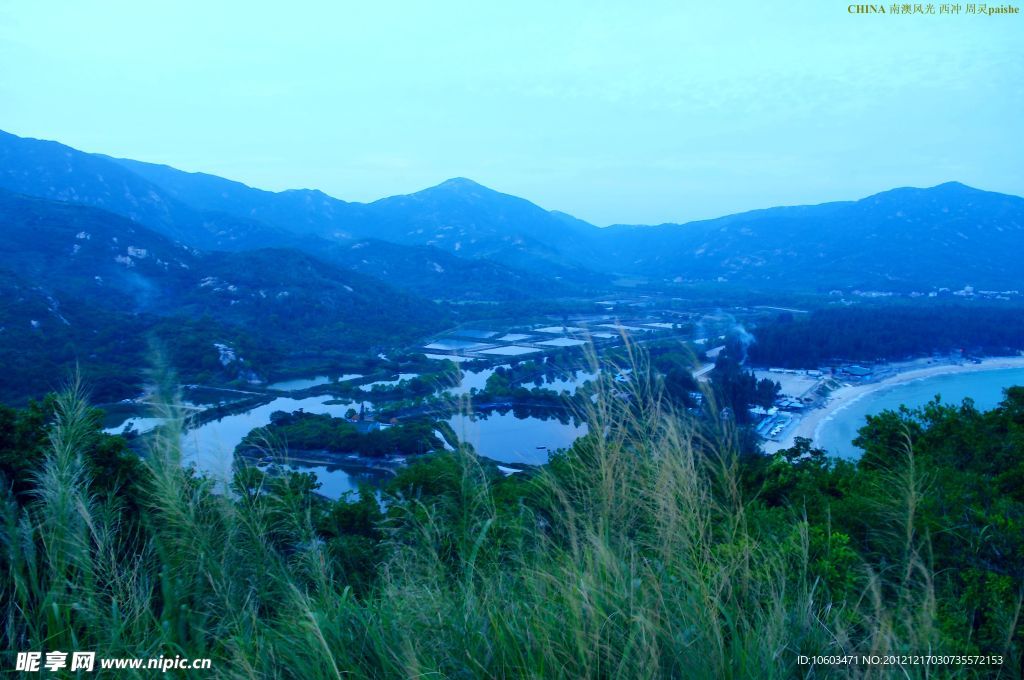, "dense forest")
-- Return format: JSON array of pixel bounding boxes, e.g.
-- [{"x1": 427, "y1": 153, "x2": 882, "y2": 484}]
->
[
  {"x1": 3, "y1": 372, "x2": 1021, "y2": 676},
  {"x1": 749, "y1": 303, "x2": 1024, "y2": 368},
  {"x1": 708, "y1": 341, "x2": 781, "y2": 423},
  {"x1": 237, "y1": 410, "x2": 446, "y2": 458}
]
